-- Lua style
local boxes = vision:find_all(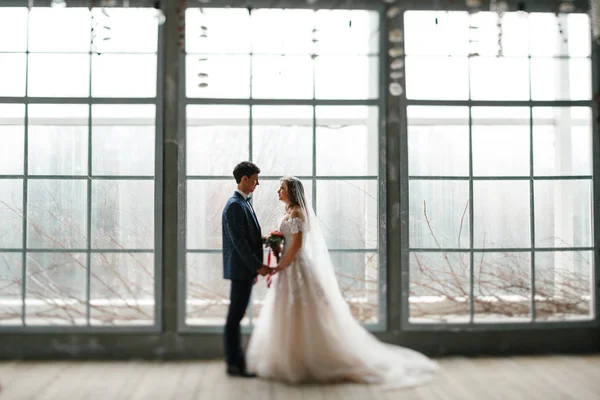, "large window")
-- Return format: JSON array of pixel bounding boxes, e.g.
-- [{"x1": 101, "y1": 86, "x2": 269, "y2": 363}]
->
[
  {"x1": 182, "y1": 8, "x2": 384, "y2": 328},
  {"x1": 0, "y1": 6, "x2": 160, "y2": 327},
  {"x1": 404, "y1": 11, "x2": 594, "y2": 325}
]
